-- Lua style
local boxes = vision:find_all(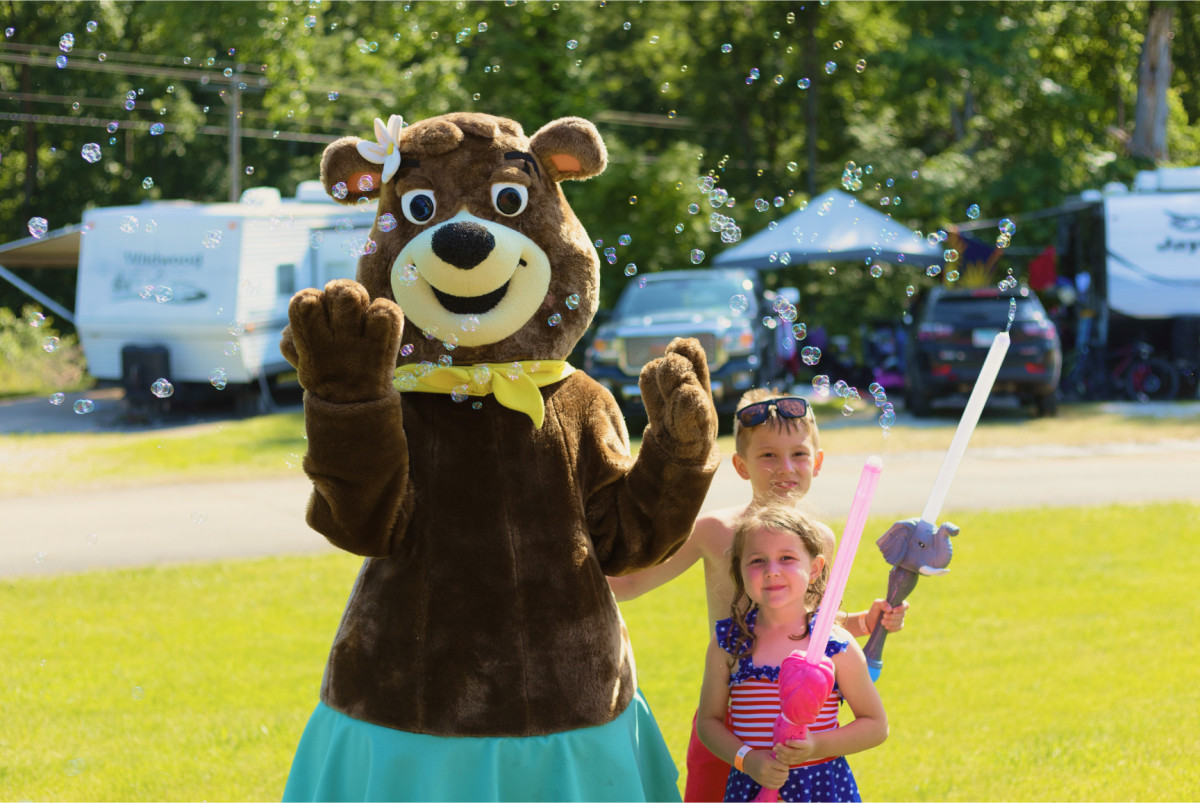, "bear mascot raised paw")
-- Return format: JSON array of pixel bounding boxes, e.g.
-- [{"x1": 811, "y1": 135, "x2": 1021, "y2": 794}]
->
[{"x1": 279, "y1": 112, "x2": 720, "y2": 802}]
